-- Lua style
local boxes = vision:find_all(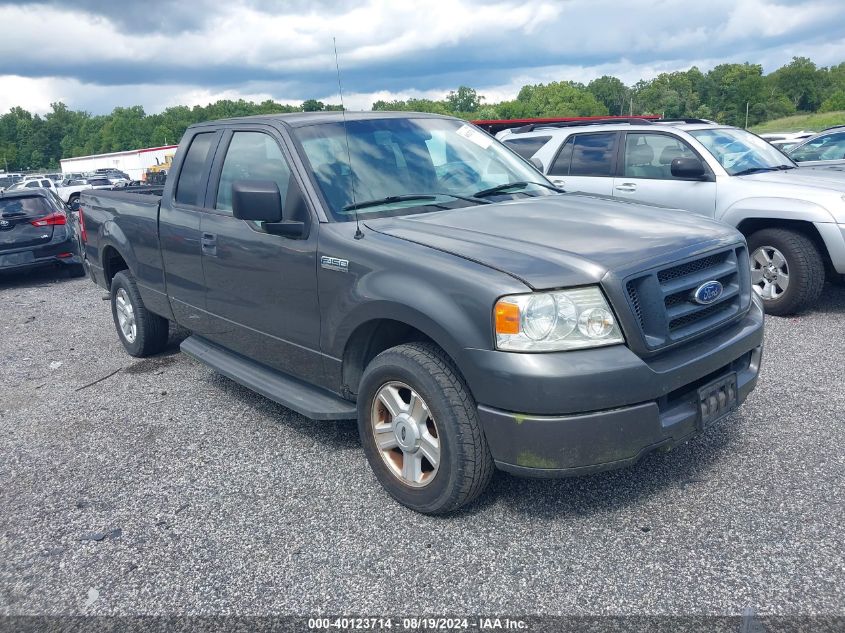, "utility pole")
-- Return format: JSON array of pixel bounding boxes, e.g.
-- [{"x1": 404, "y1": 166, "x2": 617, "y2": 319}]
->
[
  {"x1": 630, "y1": 97, "x2": 633, "y2": 116},
  {"x1": 745, "y1": 102, "x2": 749, "y2": 129}
]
